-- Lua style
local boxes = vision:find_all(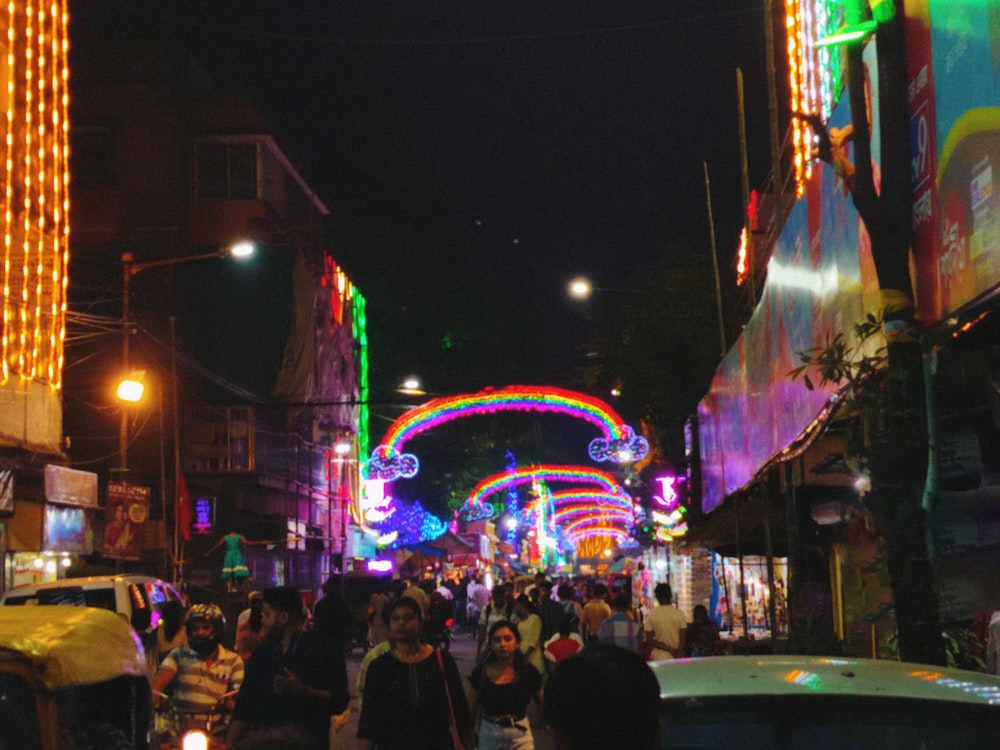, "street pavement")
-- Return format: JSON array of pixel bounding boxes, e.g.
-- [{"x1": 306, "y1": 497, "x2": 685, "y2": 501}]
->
[{"x1": 331, "y1": 623, "x2": 554, "y2": 749}]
